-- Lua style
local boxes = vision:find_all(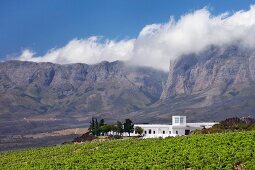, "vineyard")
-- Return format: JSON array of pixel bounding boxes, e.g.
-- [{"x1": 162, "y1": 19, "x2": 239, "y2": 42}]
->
[{"x1": 1, "y1": 131, "x2": 255, "y2": 169}]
